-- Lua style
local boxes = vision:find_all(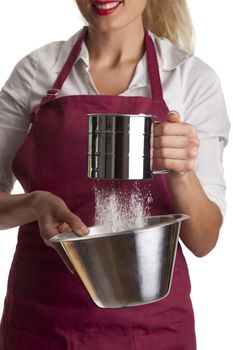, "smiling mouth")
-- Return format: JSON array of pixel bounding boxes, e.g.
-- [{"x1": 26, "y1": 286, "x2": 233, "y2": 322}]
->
[{"x1": 92, "y1": 1, "x2": 122, "y2": 15}]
